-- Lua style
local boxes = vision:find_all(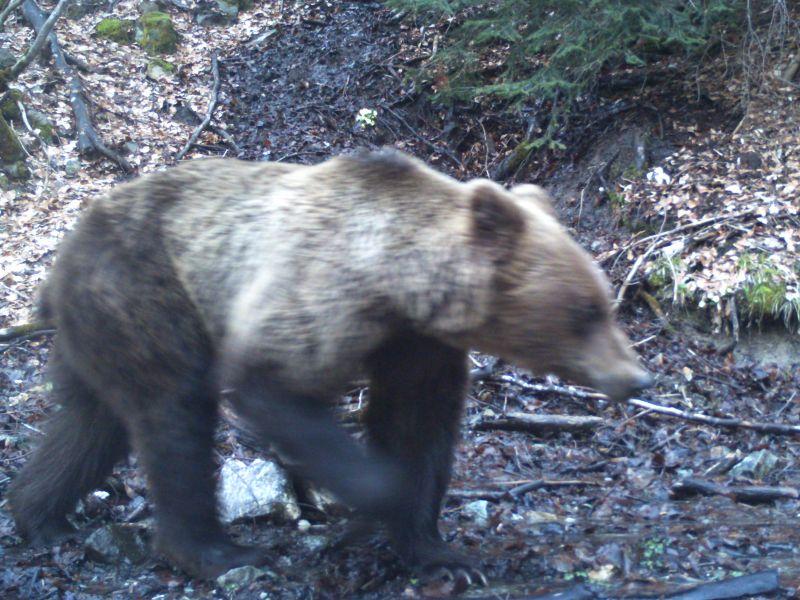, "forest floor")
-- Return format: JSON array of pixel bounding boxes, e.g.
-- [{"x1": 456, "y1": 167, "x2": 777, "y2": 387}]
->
[{"x1": 2, "y1": 1, "x2": 800, "y2": 599}]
